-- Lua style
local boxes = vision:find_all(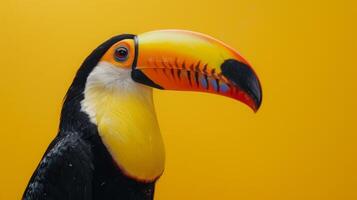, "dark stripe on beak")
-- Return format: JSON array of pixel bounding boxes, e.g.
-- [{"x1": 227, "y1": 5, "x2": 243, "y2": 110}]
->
[
  {"x1": 132, "y1": 36, "x2": 139, "y2": 70},
  {"x1": 131, "y1": 69, "x2": 164, "y2": 89}
]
